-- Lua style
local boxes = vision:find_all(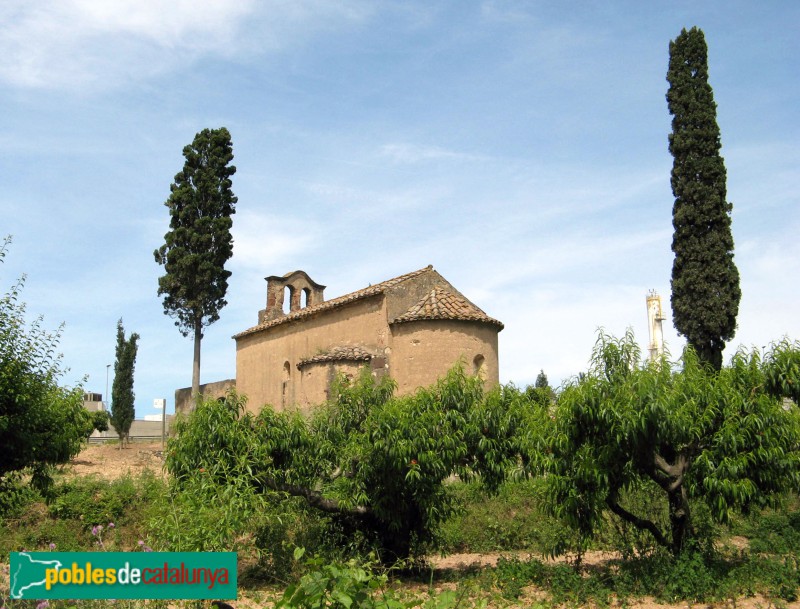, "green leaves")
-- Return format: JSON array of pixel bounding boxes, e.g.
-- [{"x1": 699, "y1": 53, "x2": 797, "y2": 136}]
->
[
  {"x1": 667, "y1": 27, "x2": 740, "y2": 370},
  {"x1": 277, "y1": 551, "x2": 396, "y2": 609},
  {"x1": 543, "y1": 330, "x2": 800, "y2": 555},
  {"x1": 164, "y1": 365, "x2": 538, "y2": 561},
  {"x1": 110, "y1": 319, "x2": 138, "y2": 442},
  {"x1": 1, "y1": 236, "x2": 92, "y2": 490},
  {"x1": 164, "y1": 329, "x2": 800, "y2": 560},
  {"x1": 154, "y1": 128, "x2": 236, "y2": 398}
]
